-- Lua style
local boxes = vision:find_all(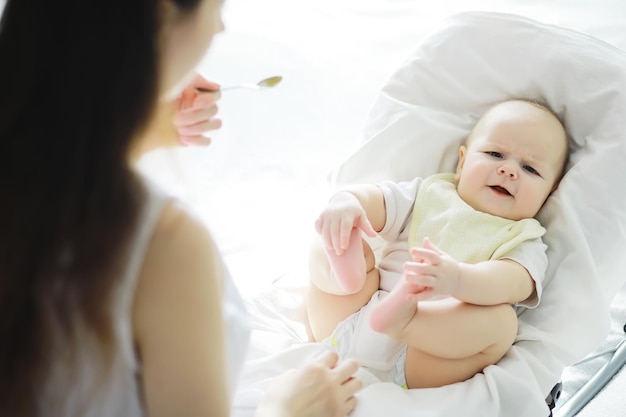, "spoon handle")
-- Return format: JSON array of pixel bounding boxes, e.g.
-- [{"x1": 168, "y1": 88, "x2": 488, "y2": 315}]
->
[
  {"x1": 195, "y1": 76, "x2": 282, "y2": 93},
  {"x1": 224, "y1": 83, "x2": 262, "y2": 91},
  {"x1": 196, "y1": 84, "x2": 258, "y2": 93}
]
